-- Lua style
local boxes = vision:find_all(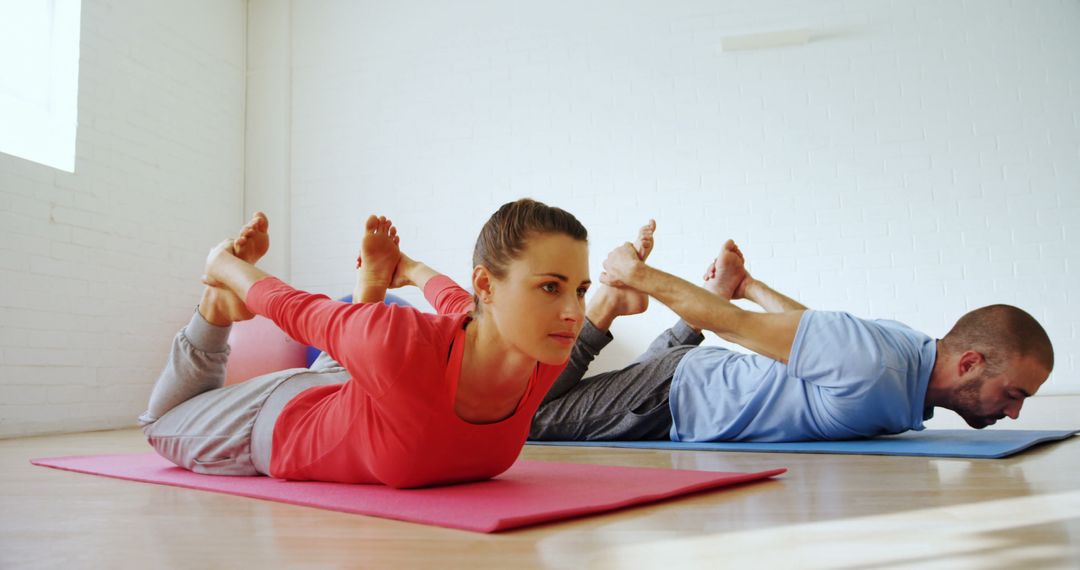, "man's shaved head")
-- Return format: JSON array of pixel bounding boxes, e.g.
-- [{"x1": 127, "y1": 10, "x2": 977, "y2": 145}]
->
[{"x1": 941, "y1": 304, "x2": 1053, "y2": 374}]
